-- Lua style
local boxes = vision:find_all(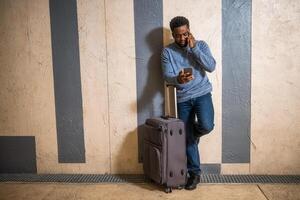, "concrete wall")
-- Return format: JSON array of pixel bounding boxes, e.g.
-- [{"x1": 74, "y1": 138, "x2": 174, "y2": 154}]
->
[
  {"x1": 0, "y1": 0, "x2": 299, "y2": 174},
  {"x1": 251, "y1": 0, "x2": 300, "y2": 174}
]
